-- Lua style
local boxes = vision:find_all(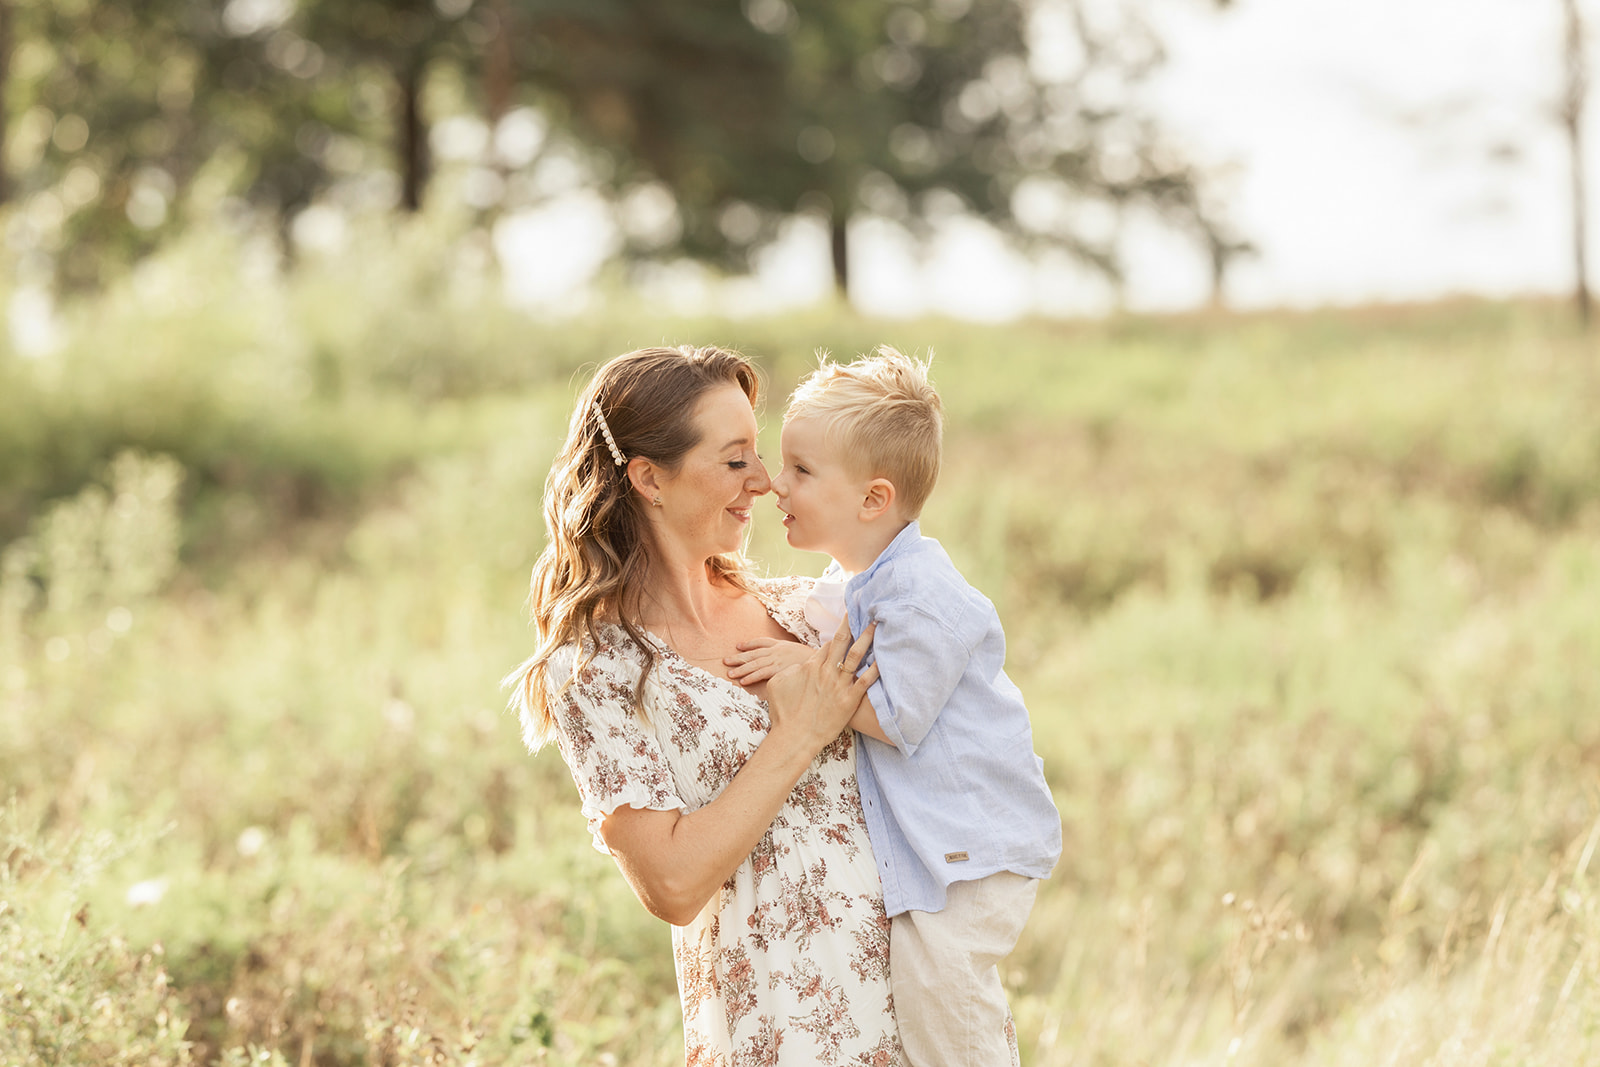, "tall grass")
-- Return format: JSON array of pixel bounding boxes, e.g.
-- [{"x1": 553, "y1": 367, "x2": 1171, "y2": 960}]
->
[{"x1": 4, "y1": 229, "x2": 1600, "y2": 1063}]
